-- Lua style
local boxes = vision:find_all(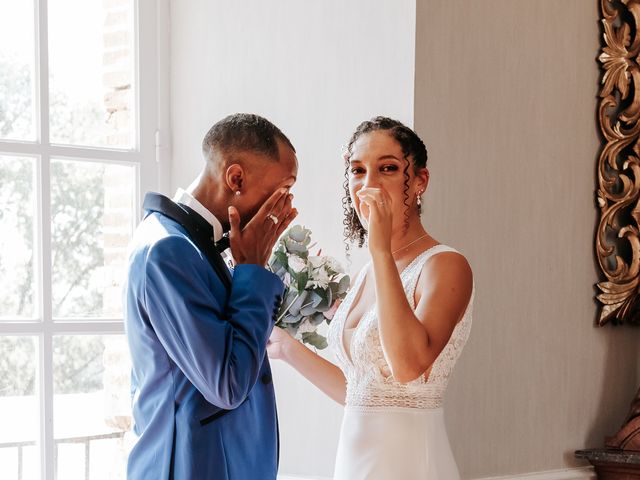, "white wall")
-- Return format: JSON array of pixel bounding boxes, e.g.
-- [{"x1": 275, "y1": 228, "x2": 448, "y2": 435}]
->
[{"x1": 169, "y1": 1, "x2": 416, "y2": 476}]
